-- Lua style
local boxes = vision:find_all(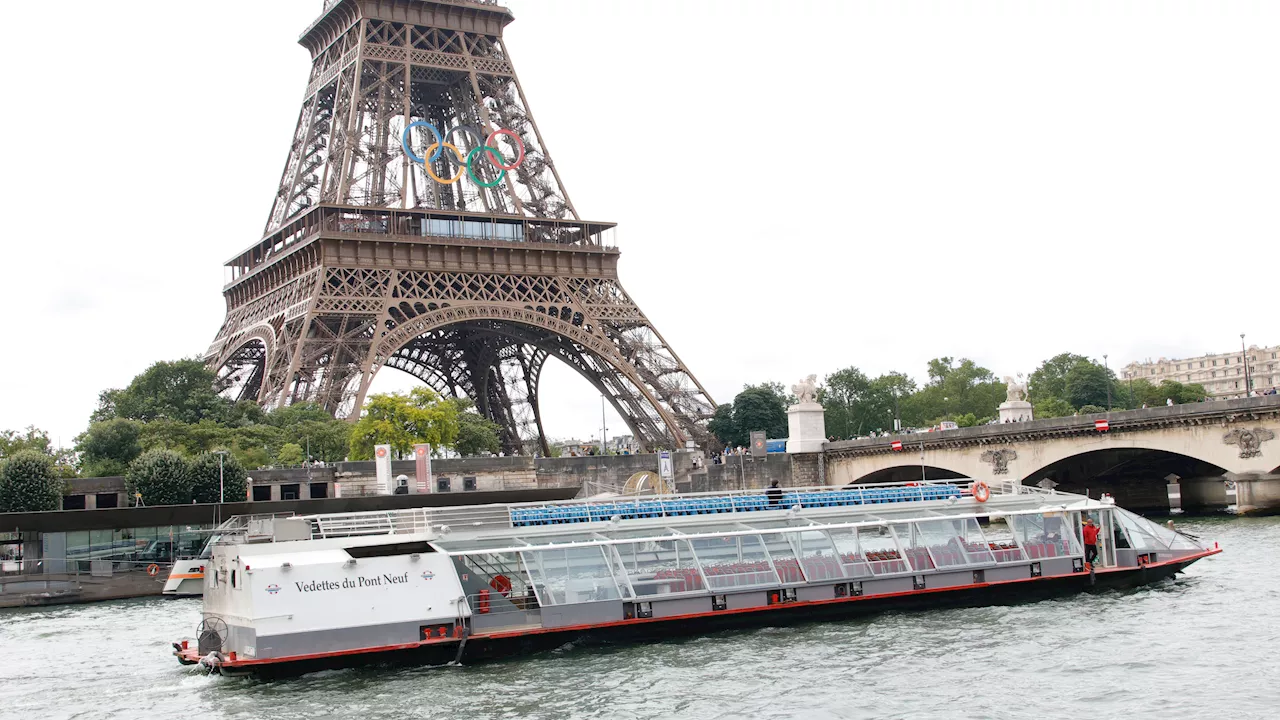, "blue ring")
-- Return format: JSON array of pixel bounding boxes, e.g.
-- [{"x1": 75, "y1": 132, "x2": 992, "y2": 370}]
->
[{"x1": 402, "y1": 121, "x2": 444, "y2": 163}]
